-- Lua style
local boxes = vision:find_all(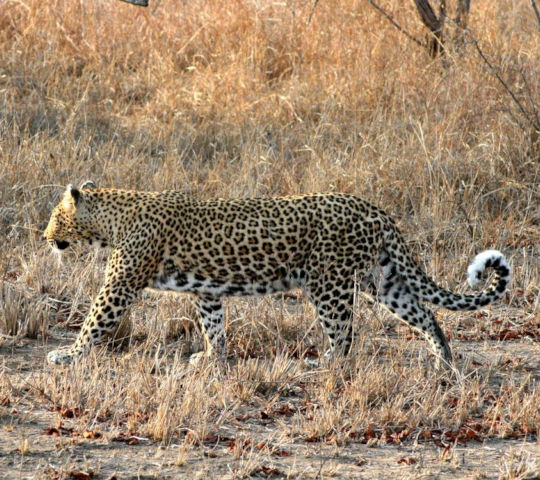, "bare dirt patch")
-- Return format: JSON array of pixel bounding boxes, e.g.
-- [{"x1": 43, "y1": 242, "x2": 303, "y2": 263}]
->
[{"x1": 1, "y1": 307, "x2": 538, "y2": 479}]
